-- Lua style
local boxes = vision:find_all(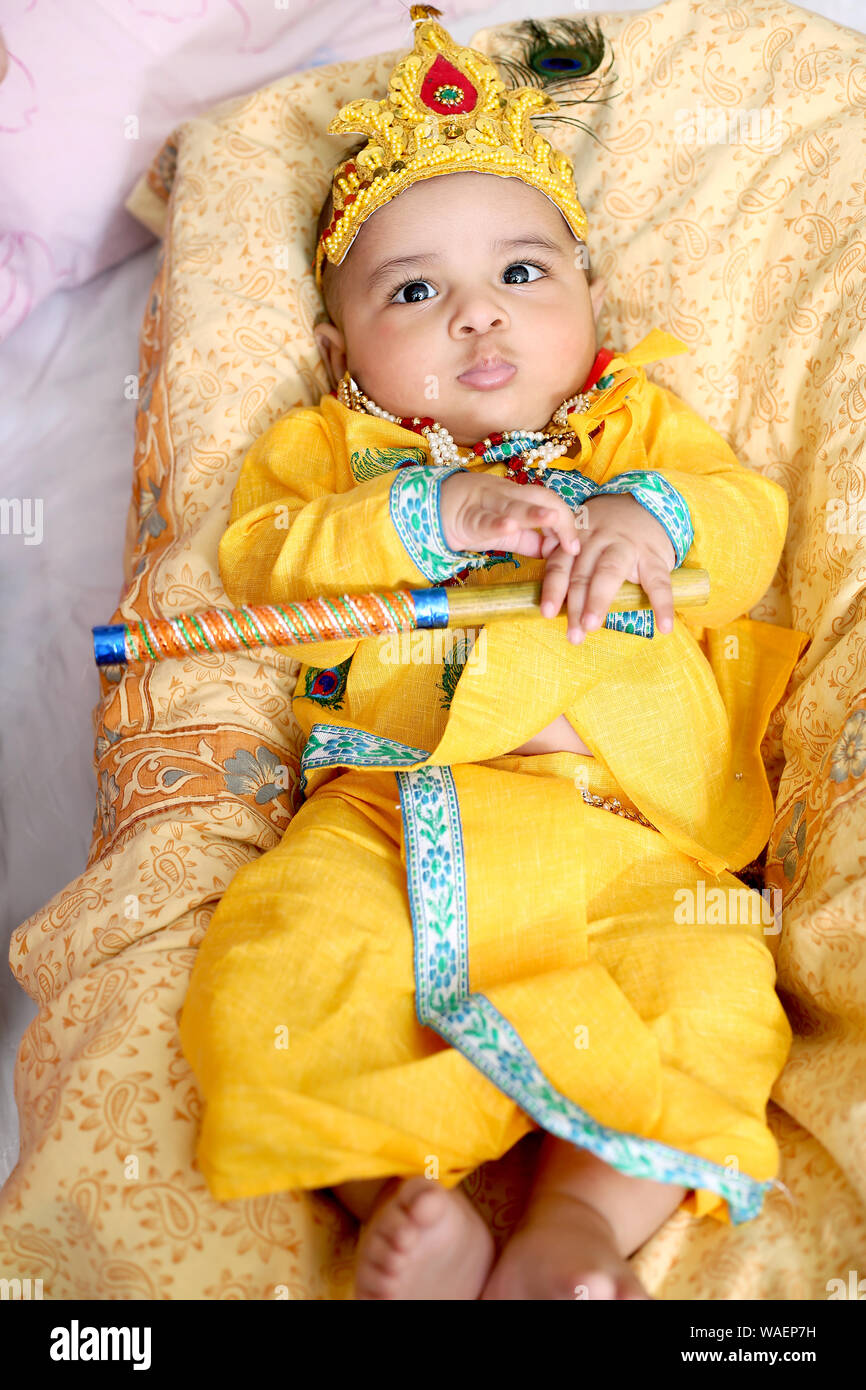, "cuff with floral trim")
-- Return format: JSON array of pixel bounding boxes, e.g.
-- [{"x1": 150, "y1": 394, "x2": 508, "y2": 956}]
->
[
  {"x1": 593, "y1": 470, "x2": 694, "y2": 568},
  {"x1": 389, "y1": 464, "x2": 486, "y2": 582}
]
